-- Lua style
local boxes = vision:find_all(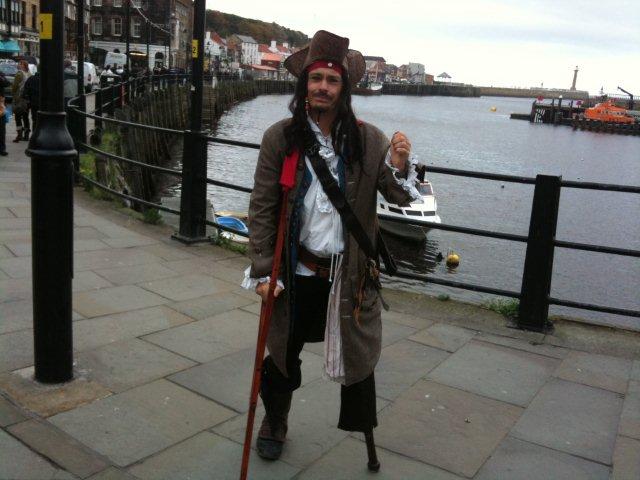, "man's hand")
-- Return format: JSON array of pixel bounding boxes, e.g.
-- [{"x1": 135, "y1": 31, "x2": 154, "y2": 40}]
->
[
  {"x1": 255, "y1": 281, "x2": 283, "y2": 303},
  {"x1": 390, "y1": 131, "x2": 412, "y2": 173}
]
